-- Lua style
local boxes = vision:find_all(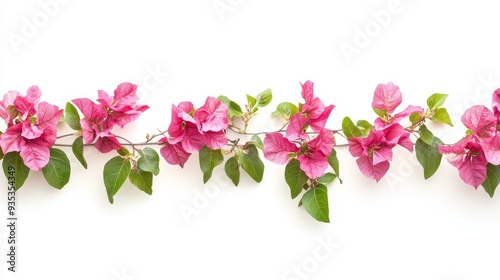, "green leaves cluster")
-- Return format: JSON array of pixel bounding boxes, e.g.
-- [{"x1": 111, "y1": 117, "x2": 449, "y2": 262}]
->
[
  {"x1": 104, "y1": 147, "x2": 160, "y2": 203},
  {"x1": 282, "y1": 150, "x2": 341, "y2": 223},
  {"x1": 413, "y1": 94, "x2": 453, "y2": 180},
  {"x1": 218, "y1": 88, "x2": 273, "y2": 121},
  {"x1": 201, "y1": 144, "x2": 265, "y2": 186}
]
